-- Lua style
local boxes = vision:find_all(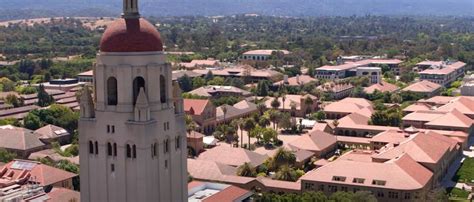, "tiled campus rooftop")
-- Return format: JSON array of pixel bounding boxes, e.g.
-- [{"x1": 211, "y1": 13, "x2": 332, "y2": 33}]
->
[
  {"x1": 402, "y1": 80, "x2": 441, "y2": 93},
  {"x1": 301, "y1": 153, "x2": 432, "y2": 190}
]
